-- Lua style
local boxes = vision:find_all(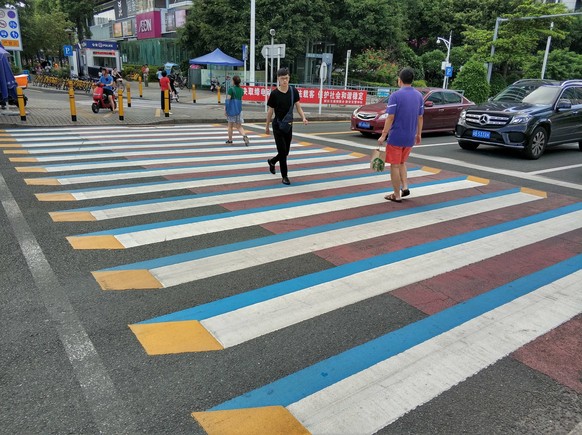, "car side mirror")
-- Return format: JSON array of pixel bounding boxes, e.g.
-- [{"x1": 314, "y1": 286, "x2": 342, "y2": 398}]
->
[
  {"x1": 424, "y1": 101, "x2": 434, "y2": 107},
  {"x1": 556, "y1": 99, "x2": 572, "y2": 111}
]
